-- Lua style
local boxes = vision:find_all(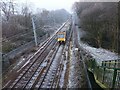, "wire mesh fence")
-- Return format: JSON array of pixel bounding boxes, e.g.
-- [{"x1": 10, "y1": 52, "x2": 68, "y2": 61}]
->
[{"x1": 86, "y1": 59, "x2": 120, "y2": 89}]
